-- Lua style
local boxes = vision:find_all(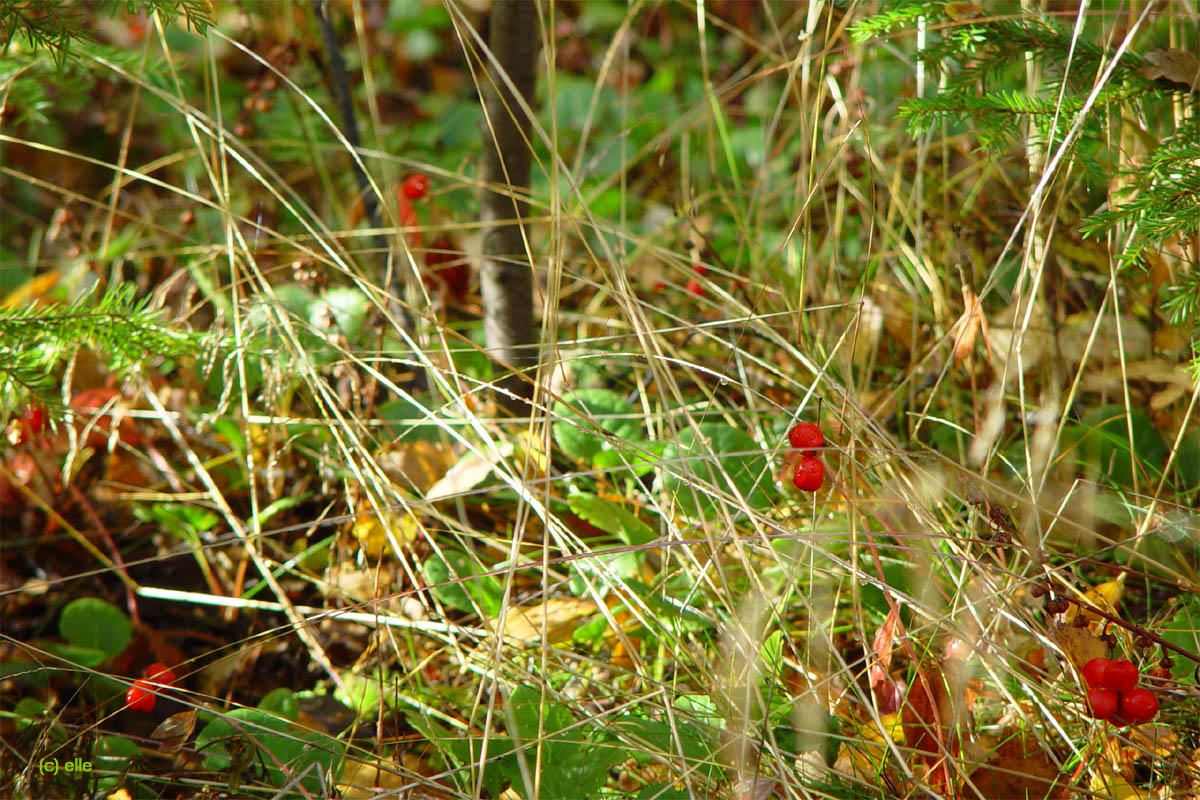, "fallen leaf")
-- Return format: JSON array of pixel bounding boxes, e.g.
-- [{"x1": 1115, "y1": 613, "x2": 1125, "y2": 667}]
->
[
  {"x1": 351, "y1": 510, "x2": 419, "y2": 559},
  {"x1": 944, "y1": 2, "x2": 983, "y2": 21},
  {"x1": 151, "y1": 710, "x2": 197, "y2": 755},
  {"x1": 869, "y1": 605, "x2": 900, "y2": 689},
  {"x1": 377, "y1": 440, "x2": 457, "y2": 495},
  {"x1": 1063, "y1": 576, "x2": 1124, "y2": 631},
  {"x1": 964, "y1": 736, "x2": 1069, "y2": 799},
  {"x1": 1139, "y1": 49, "x2": 1200, "y2": 90},
  {"x1": 953, "y1": 286, "x2": 991, "y2": 365},
  {"x1": 497, "y1": 597, "x2": 598, "y2": 643},
  {"x1": 426, "y1": 442, "x2": 512, "y2": 501},
  {"x1": 1051, "y1": 622, "x2": 1108, "y2": 669}
]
